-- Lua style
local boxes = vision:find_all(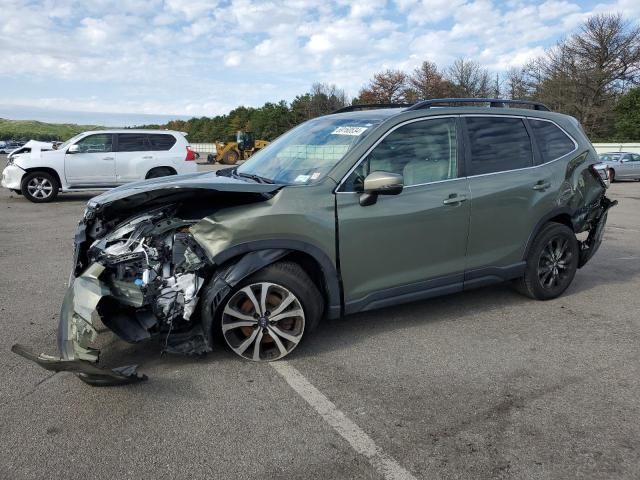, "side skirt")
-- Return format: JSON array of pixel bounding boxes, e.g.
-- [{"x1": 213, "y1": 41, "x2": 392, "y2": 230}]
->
[{"x1": 344, "y1": 262, "x2": 526, "y2": 315}]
